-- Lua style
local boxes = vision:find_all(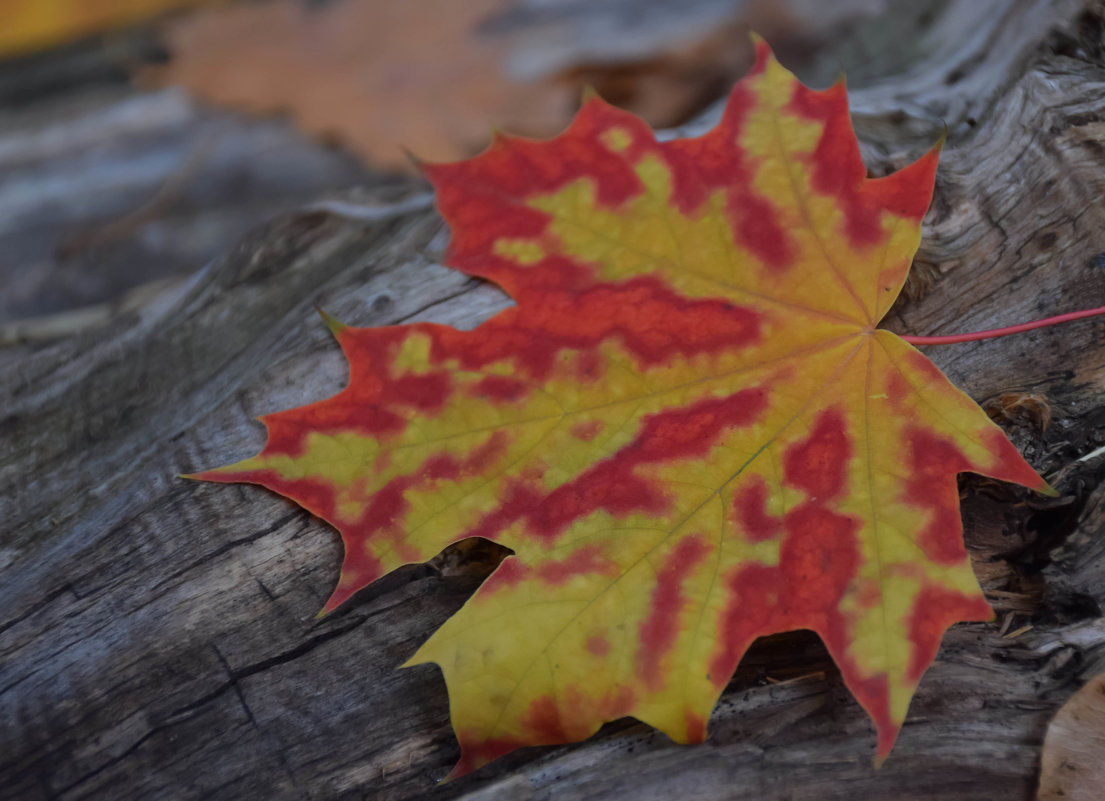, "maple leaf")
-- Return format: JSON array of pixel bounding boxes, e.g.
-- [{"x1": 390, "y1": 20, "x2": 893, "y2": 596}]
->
[{"x1": 194, "y1": 39, "x2": 1050, "y2": 775}]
